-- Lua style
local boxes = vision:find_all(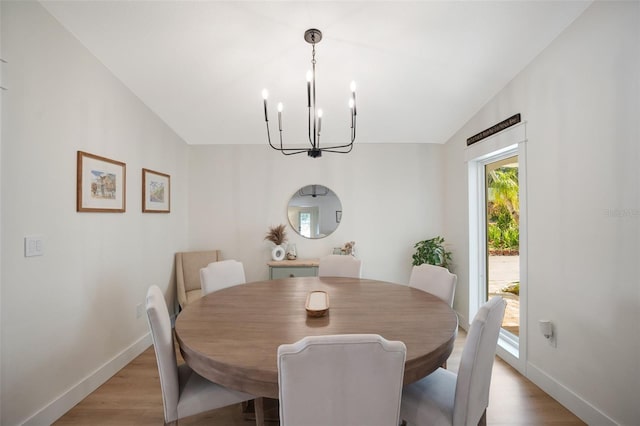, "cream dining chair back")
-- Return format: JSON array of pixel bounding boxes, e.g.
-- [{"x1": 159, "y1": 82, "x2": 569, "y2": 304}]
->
[
  {"x1": 175, "y1": 250, "x2": 221, "y2": 309},
  {"x1": 409, "y1": 263, "x2": 457, "y2": 307},
  {"x1": 278, "y1": 334, "x2": 406, "y2": 426},
  {"x1": 200, "y1": 259, "x2": 246, "y2": 296},
  {"x1": 400, "y1": 296, "x2": 507, "y2": 426},
  {"x1": 145, "y1": 285, "x2": 254, "y2": 425},
  {"x1": 318, "y1": 254, "x2": 362, "y2": 278}
]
